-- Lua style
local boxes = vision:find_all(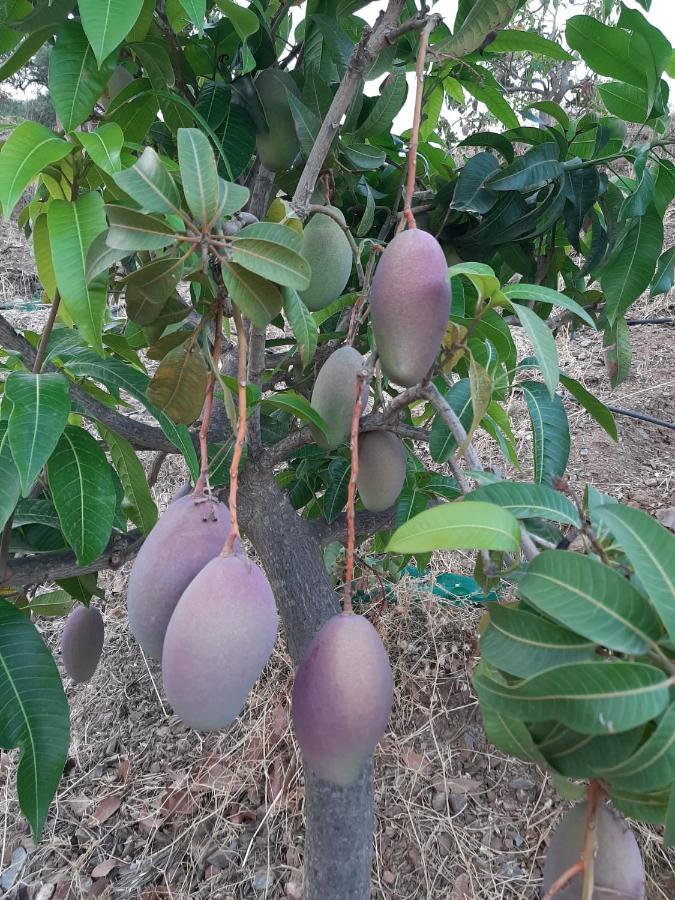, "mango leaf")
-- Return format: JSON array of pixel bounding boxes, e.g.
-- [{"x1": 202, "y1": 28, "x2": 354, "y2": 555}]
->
[
  {"x1": 104, "y1": 77, "x2": 159, "y2": 144},
  {"x1": 104, "y1": 205, "x2": 178, "y2": 251},
  {"x1": 502, "y1": 281, "x2": 595, "y2": 328},
  {"x1": 48, "y1": 194, "x2": 108, "y2": 354},
  {"x1": 147, "y1": 344, "x2": 208, "y2": 425},
  {"x1": 448, "y1": 262, "x2": 500, "y2": 300},
  {"x1": 649, "y1": 245, "x2": 675, "y2": 297},
  {"x1": 79, "y1": 0, "x2": 145, "y2": 66},
  {"x1": 480, "y1": 706, "x2": 548, "y2": 767},
  {"x1": 339, "y1": 140, "x2": 386, "y2": 171},
  {"x1": 217, "y1": 177, "x2": 249, "y2": 218},
  {"x1": 519, "y1": 550, "x2": 662, "y2": 655},
  {"x1": 9, "y1": 0, "x2": 75, "y2": 32},
  {"x1": 512, "y1": 304, "x2": 559, "y2": 397},
  {"x1": 462, "y1": 73, "x2": 518, "y2": 130},
  {"x1": 355, "y1": 70, "x2": 407, "y2": 137},
  {"x1": 473, "y1": 660, "x2": 670, "y2": 735},
  {"x1": 84, "y1": 231, "x2": 128, "y2": 283},
  {"x1": 177, "y1": 127, "x2": 219, "y2": 226},
  {"x1": 221, "y1": 261, "x2": 283, "y2": 327},
  {"x1": 594, "y1": 505, "x2": 675, "y2": 645},
  {"x1": 566, "y1": 16, "x2": 648, "y2": 90},
  {"x1": 481, "y1": 605, "x2": 596, "y2": 678},
  {"x1": 437, "y1": 0, "x2": 517, "y2": 57},
  {"x1": 195, "y1": 80, "x2": 231, "y2": 130},
  {"x1": 483, "y1": 142, "x2": 563, "y2": 192},
  {"x1": 113, "y1": 146, "x2": 182, "y2": 215},
  {"x1": 396, "y1": 482, "x2": 429, "y2": 527},
  {"x1": 0, "y1": 121, "x2": 72, "y2": 219},
  {"x1": 48, "y1": 426, "x2": 117, "y2": 564},
  {"x1": 178, "y1": 0, "x2": 205, "y2": 34},
  {"x1": 600, "y1": 206, "x2": 663, "y2": 323},
  {"x1": 387, "y1": 501, "x2": 521, "y2": 554},
  {"x1": 216, "y1": 0, "x2": 258, "y2": 42},
  {"x1": 599, "y1": 702, "x2": 675, "y2": 791},
  {"x1": 609, "y1": 786, "x2": 671, "y2": 825},
  {"x1": 598, "y1": 82, "x2": 650, "y2": 123},
  {"x1": 283, "y1": 287, "x2": 317, "y2": 369},
  {"x1": 123, "y1": 256, "x2": 183, "y2": 325},
  {"x1": 77, "y1": 123, "x2": 124, "y2": 174},
  {"x1": 323, "y1": 458, "x2": 350, "y2": 524},
  {"x1": 218, "y1": 103, "x2": 256, "y2": 180},
  {"x1": 0, "y1": 26, "x2": 51, "y2": 82},
  {"x1": 487, "y1": 29, "x2": 573, "y2": 62},
  {"x1": 0, "y1": 599, "x2": 70, "y2": 840},
  {"x1": 0, "y1": 421, "x2": 20, "y2": 529},
  {"x1": 520, "y1": 380, "x2": 569, "y2": 485},
  {"x1": 429, "y1": 378, "x2": 473, "y2": 463},
  {"x1": 559, "y1": 374, "x2": 617, "y2": 440},
  {"x1": 32, "y1": 214, "x2": 57, "y2": 300},
  {"x1": 49, "y1": 21, "x2": 117, "y2": 132},
  {"x1": 466, "y1": 481, "x2": 579, "y2": 526},
  {"x1": 98, "y1": 424, "x2": 157, "y2": 533},
  {"x1": 261, "y1": 391, "x2": 330, "y2": 445},
  {"x1": 13, "y1": 499, "x2": 61, "y2": 530},
  {"x1": 5, "y1": 372, "x2": 71, "y2": 496},
  {"x1": 230, "y1": 235, "x2": 311, "y2": 290},
  {"x1": 524, "y1": 100, "x2": 570, "y2": 134},
  {"x1": 287, "y1": 93, "x2": 321, "y2": 158},
  {"x1": 602, "y1": 316, "x2": 631, "y2": 388},
  {"x1": 451, "y1": 152, "x2": 499, "y2": 214},
  {"x1": 463, "y1": 356, "x2": 492, "y2": 451},
  {"x1": 29, "y1": 590, "x2": 74, "y2": 617}
]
